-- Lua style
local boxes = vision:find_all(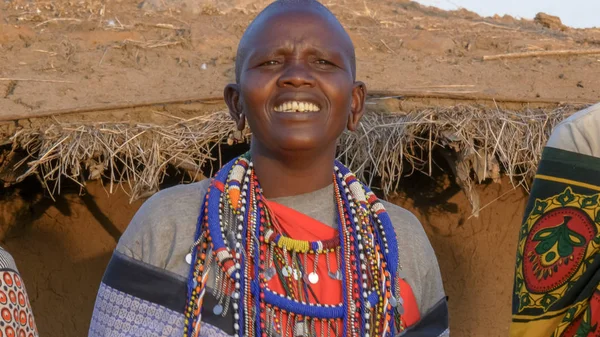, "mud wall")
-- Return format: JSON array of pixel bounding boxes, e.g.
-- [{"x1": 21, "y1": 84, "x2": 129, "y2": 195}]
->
[{"x1": 2, "y1": 176, "x2": 526, "y2": 337}]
